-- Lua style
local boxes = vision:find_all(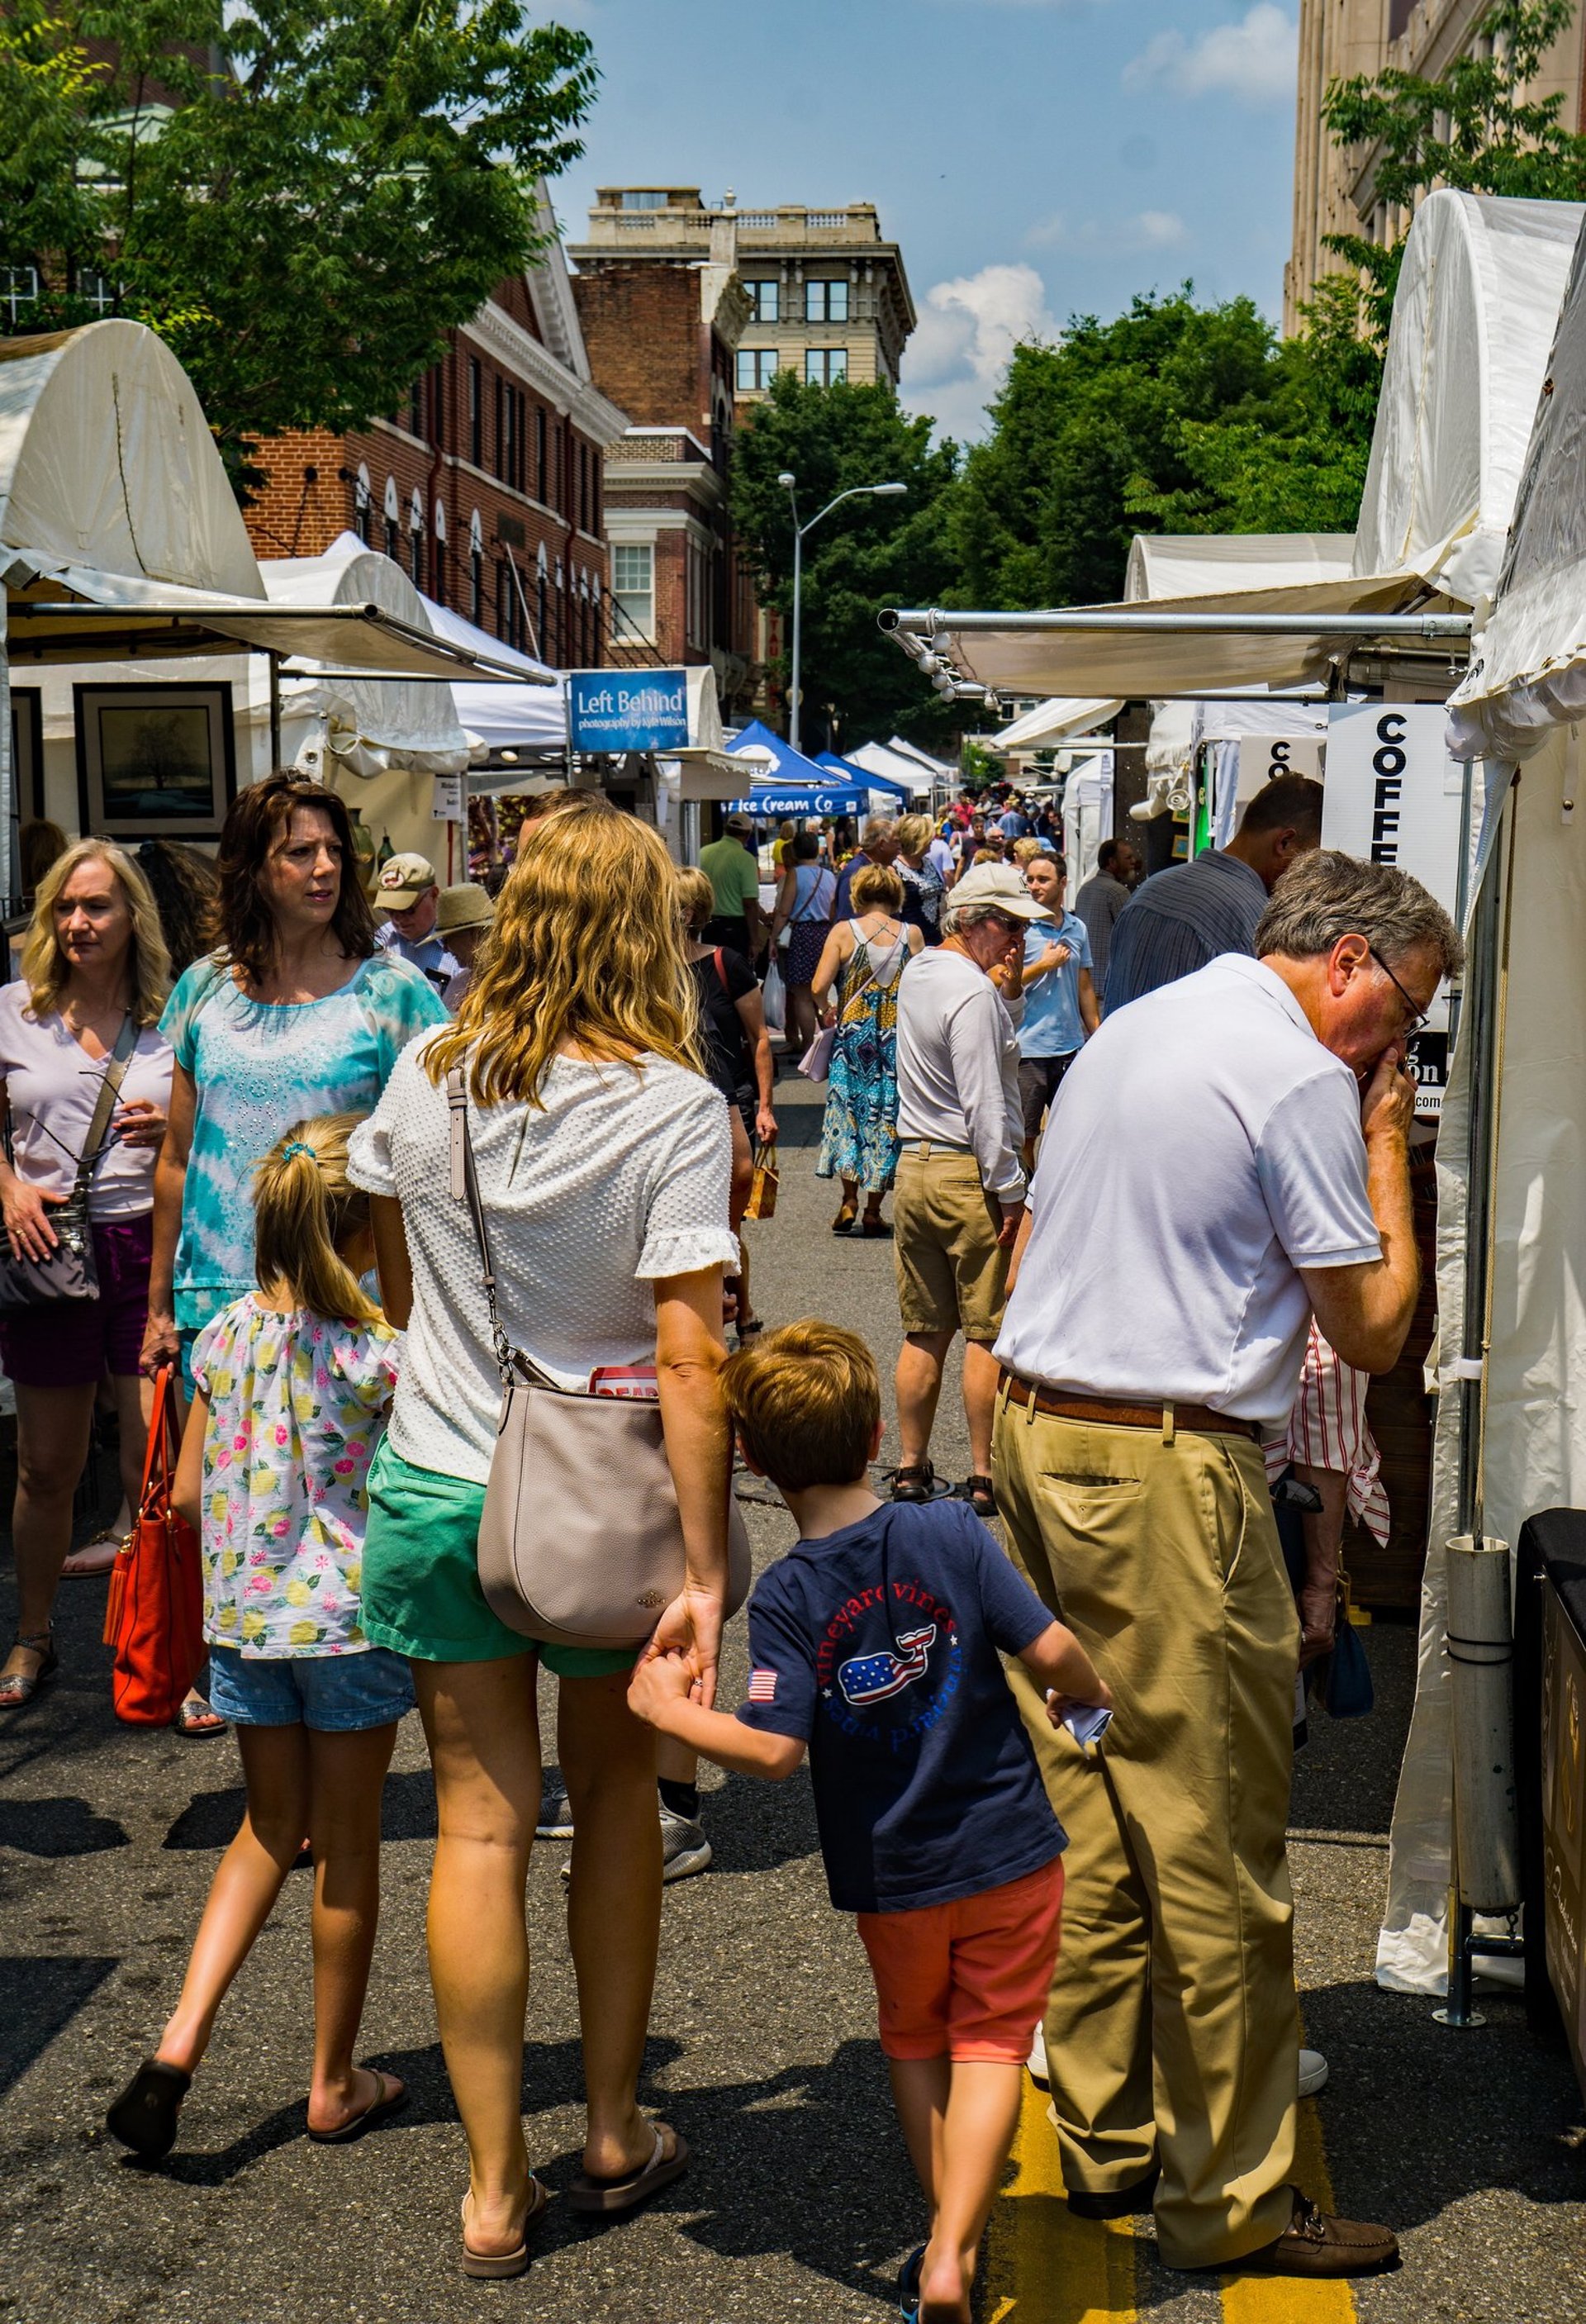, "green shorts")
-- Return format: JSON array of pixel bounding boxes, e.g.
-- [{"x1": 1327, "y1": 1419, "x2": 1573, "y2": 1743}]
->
[{"x1": 361, "y1": 1437, "x2": 639, "y2": 1677}]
